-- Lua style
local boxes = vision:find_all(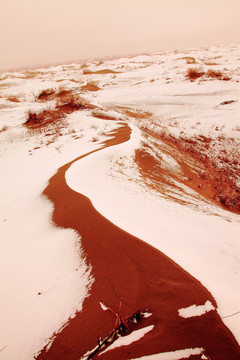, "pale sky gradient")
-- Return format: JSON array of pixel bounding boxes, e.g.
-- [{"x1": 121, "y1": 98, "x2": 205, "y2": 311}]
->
[{"x1": 0, "y1": 0, "x2": 239, "y2": 70}]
